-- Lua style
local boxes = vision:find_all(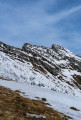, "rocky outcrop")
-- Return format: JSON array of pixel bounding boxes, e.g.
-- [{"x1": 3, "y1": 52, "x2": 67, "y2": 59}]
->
[{"x1": 0, "y1": 41, "x2": 81, "y2": 96}]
